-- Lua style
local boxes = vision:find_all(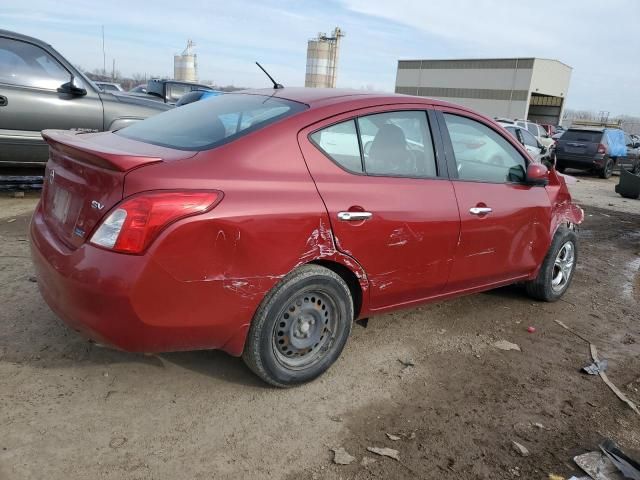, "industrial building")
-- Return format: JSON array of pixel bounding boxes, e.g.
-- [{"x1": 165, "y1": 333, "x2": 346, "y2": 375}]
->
[
  {"x1": 305, "y1": 27, "x2": 344, "y2": 88},
  {"x1": 174, "y1": 40, "x2": 198, "y2": 82},
  {"x1": 395, "y1": 58, "x2": 572, "y2": 125}
]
